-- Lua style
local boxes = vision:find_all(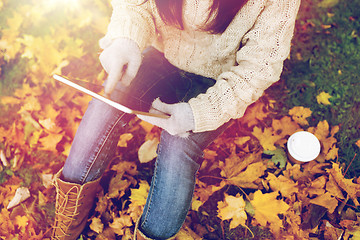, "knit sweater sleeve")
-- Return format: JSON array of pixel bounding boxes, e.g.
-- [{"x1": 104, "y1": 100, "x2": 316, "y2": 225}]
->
[
  {"x1": 188, "y1": 0, "x2": 301, "y2": 133},
  {"x1": 99, "y1": 0, "x2": 156, "y2": 51}
]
